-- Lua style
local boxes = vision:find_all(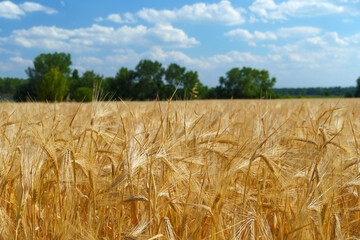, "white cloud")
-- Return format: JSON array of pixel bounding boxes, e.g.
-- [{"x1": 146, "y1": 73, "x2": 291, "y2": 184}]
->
[
  {"x1": 9, "y1": 56, "x2": 32, "y2": 66},
  {"x1": 0, "y1": 56, "x2": 32, "y2": 73},
  {"x1": 5, "y1": 24, "x2": 199, "y2": 52},
  {"x1": 105, "y1": 49, "x2": 140, "y2": 65},
  {"x1": 0, "y1": 1, "x2": 56, "y2": 19},
  {"x1": 340, "y1": 0, "x2": 360, "y2": 3},
  {"x1": 137, "y1": 0, "x2": 245, "y2": 25},
  {"x1": 225, "y1": 29, "x2": 253, "y2": 41},
  {"x1": 265, "y1": 31, "x2": 352, "y2": 67},
  {"x1": 268, "y1": 54, "x2": 282, "y2": 62},
  {"x1": 107, "y1": 14, "x2": 122, "y2": 23},
  {"x1": 124, "y1": 13, "x2": 135, "y2": 23},
  {"x1": 0, "y1": 1, "x2": 24, "y2": 19},
  {"x1": 209, "y1": 51, "x2": 265, "y2": 64},
  {"x1": 289, "y1": 53, "x2": 309, "y2": 62},
  {"x1": 107, "y1": 13, "x2": 135, "y2": 24},
  {"x1": 249, "y1": 0, "x2": 346, "y2": 21},
  {"x1": 304, "y1": 32, "x2": 348, "y2": 46},
  {"x1": 324, "y1": 32, "x2": 348, "y2": 46},
  {"x1": 306, "y1": 36, "x2": 327, "y2": 46},
  {"x1": 106, "y1": 47, "x2": 265, "y2": 71},
  {"x1": 94, "y1": 17, "x2": 103, "y2": 22},
  {"x1": 149, "y1": 47, "x2": 213, "y2": 69},
  {"x1": 73, "y1": 56, "x2": 104, "y2": 73},
  {"x1": 225, "y1": 26, "x2": 323, "y2": 45},
  {"x1": 257, "y1": 38, "x2": 360, "y2": 87},
  {"x1": 19, "y1": 2, "x2": 57, "y2": 14},
  {"x1": 76, "y1": 56, "x2": 103, "y2": 65},
  {"x1": 277, "y1": 26, "x2": 322, "y2": 38},
  {"x1": 225, "y1": 28, "x2": 277, "y2": 45},
  {"x1": 148, "y1": 24, "x2": 199, "y2": 48},
  {"x1": 344, "y1": 33, "x2": 360, "y2": 44}
]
